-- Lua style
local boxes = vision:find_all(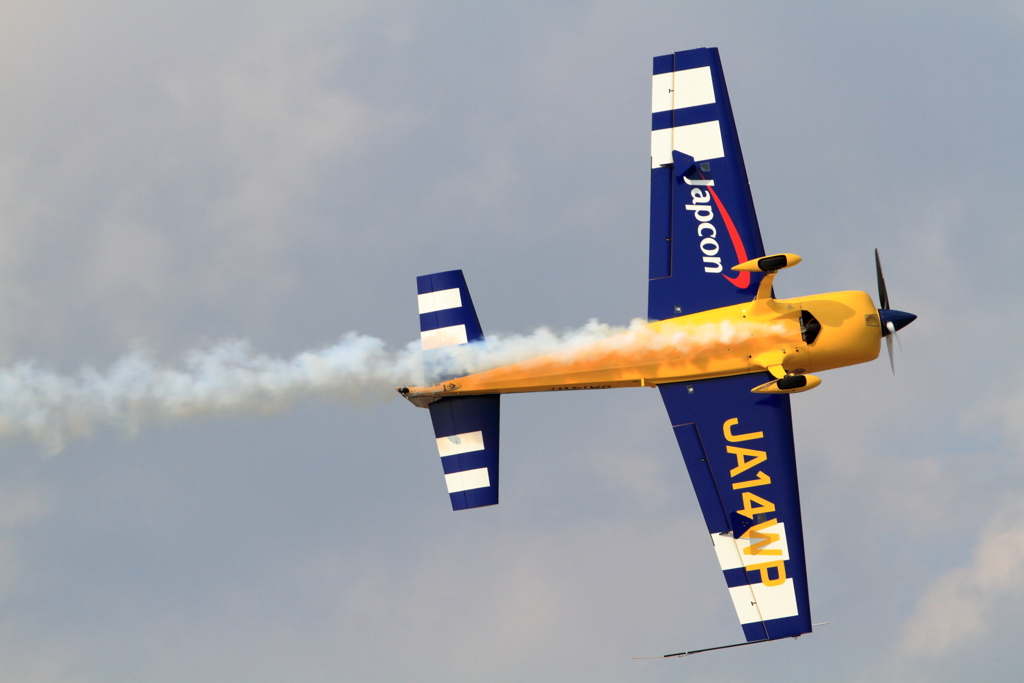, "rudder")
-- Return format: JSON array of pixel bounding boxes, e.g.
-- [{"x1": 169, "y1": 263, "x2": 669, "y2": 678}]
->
[{"x1": 417, "y1": 270, "x2": 485, "y2": 384}]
